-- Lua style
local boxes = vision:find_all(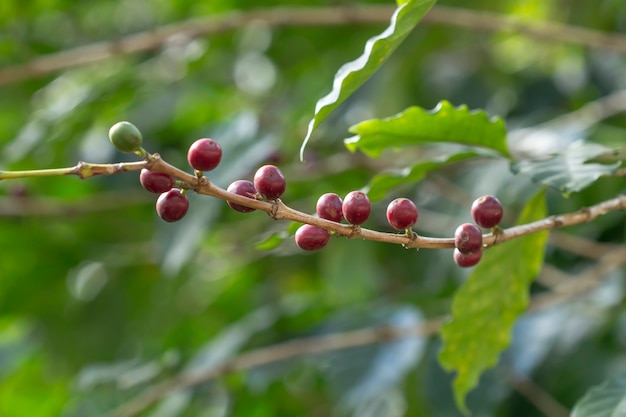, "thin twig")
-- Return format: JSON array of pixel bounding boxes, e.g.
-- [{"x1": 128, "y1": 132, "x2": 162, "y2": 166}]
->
[
  {"x1": 0, "y1": 5, "x2": 393, "y2": 86},
  {"x1": 505, "y1": 372, "x2": 570, "y2": 417},
  {"x1": 0, "y1": 160, "x2": 148, "y2": 180},
  {"x1": 108, "y1": 247, "x2": 623, "y2": 417},
  {"x1": 424, "y1": 6, "x2": 626, "y2": 53},
  {"x1": 529, "y1": 245, "x2": 626, "y2": 312},
  {"x1": 3, "y1": 155, "x2": 626, "y2": 249},
  {"x1": 538, "y1": 90, "x2": 626, "y2": 133},
  {"x1": 549, "y1": 230, "x2": 617, "y2": 259},
  {"x1": 107, "y1": 317, "x2": 446, "y2": 417},
  {"x1": 3, "y1": 5, "x2": 626, "y2": 85}
]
